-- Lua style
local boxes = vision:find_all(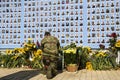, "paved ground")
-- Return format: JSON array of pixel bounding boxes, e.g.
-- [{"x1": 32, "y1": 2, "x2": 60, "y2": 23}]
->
[{"x1": 0, "y1": 68, "x2": 120, "y2": 80}]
